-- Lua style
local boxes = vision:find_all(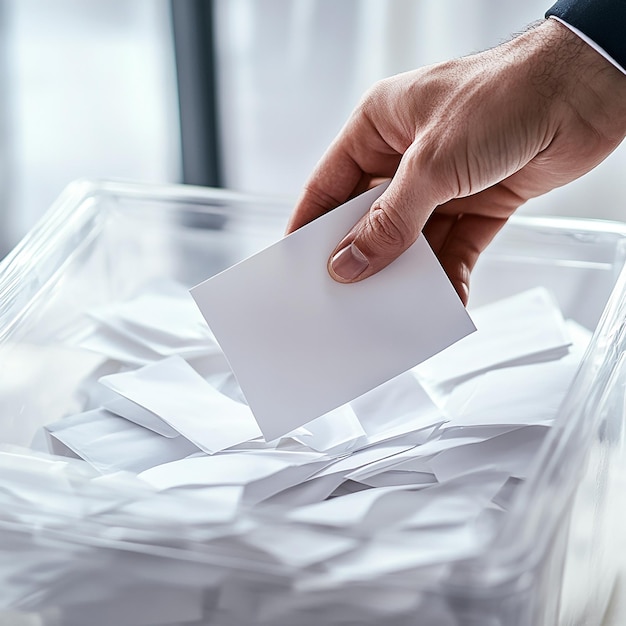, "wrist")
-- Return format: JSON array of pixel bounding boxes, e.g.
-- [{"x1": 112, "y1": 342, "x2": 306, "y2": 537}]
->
[
  {"x1": 521, "y1": 19, "x2": 626, "y2": 145},
  {"x1": 548, "y1": 16, "x2": 626, "y2": 77}
]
